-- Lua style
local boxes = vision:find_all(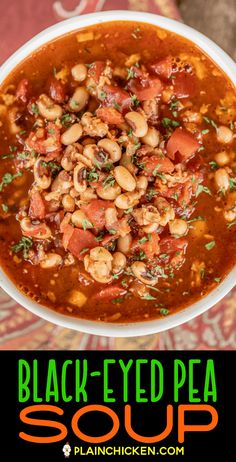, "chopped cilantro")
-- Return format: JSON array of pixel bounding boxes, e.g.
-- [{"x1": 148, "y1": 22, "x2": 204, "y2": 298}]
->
[
  {"x1": 227, "y1": 220, "x2": 236, "y2": 229},
  {"x1": 187, "y1": 216, "x2": 205, "y2": 223},
  {"x1": 138, "y1": 236, "x2": 148, "y2": 244},
  {"x1": 195, "y1": 185, "x2": 212, "y2": 197},
  {"x1": 142, "y1": 293, "x2": 156, "y2": 300},
  {"x1": 131, "y1": 94, "x2": 140, "y2": 107},
  {"x1": 209, "y1": 161, "x2": 218, "y2": 170},
  {"x1": 1, "y1": 204, "x2": 9, "y2": 213},
  {"x1": 203, "y1": 116, "x2": 218, "y2": 130},
  {"x1": 205, "y1": 240, "x2": 216, "y2": 251},
  {"x1": 152, "y1": 164, "x2": 161, "y2": 176},
  {"x1": 159, "y1": 308, "x2": 169, "y2": 316},
  {"x1": 161, "y1": 117, "x2": 180, "y2": 128},
  {"x1": 100, "y1": 91, "x2": 107, "y2": 99},
  {"x1": 103, "y1": 174, "x2": 115, "y2": 189},
  {"x1": 0, "y1": 172, "x2": 22, "y2": 192},
  {"x1": 82, "y1": 219, "x2": 93, "y2": 231},
  {"x1": 202, "y1": 129, "x2": 209, "y2": 135},
  {"x1": 112, "y1": 297, "x2": 125, "y2": 304},
  {"x1": 214, "y1": 277, "x2": 221, "y2": 283},
  {"x1": 113, "y1": 102, "x2": 121, "y2": 111},
  {"x1": 31, "y1": 103, "x2": 39, "y2": 115},
  {"x1": 80, "y1": 247, "x2": 89, "y2": 255},
  {"x1": 127, "y1": 68, "x2": 135, "y2": 80},
  {"x1": 11, "y1": 236, "x2": 33, "y2": 259},
  {"x1": 229, "y1": 177, "x2": 236, "y2": 190},
  {"x1": 121, "y1": 279, "x2": 128, "y2": 288},
  {"x1": 87, "y1": 169, "x2": 99, "y2": 183}
]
